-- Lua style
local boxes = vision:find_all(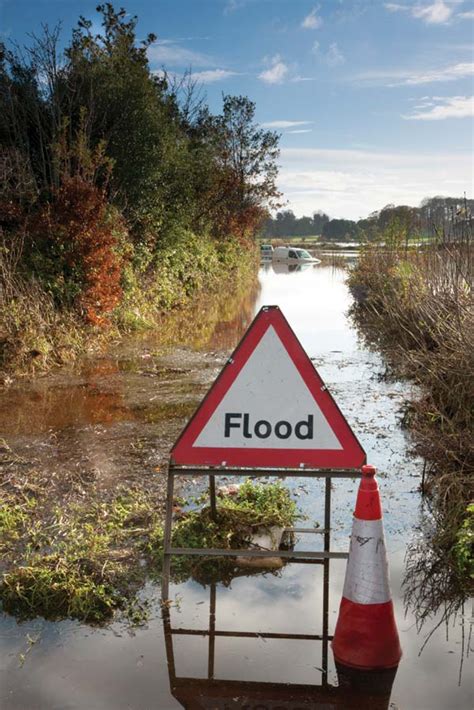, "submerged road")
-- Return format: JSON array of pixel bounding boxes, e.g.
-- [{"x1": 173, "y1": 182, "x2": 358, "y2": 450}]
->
[{"x1": 0, "y1": 261, "x2": 472, "y2": 709}]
